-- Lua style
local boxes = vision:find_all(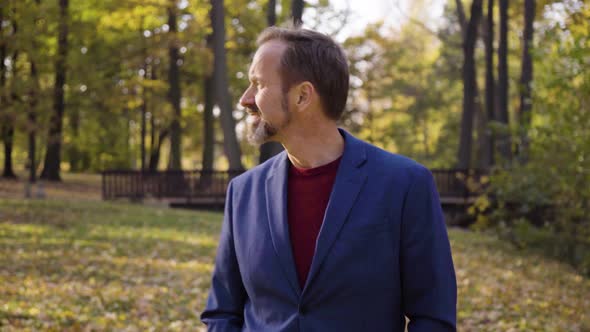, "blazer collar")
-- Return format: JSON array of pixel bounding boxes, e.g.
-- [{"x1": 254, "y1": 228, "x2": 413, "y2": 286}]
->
[{"x1": 265, "y1": 128, "x2": 368, "y2": 296}]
